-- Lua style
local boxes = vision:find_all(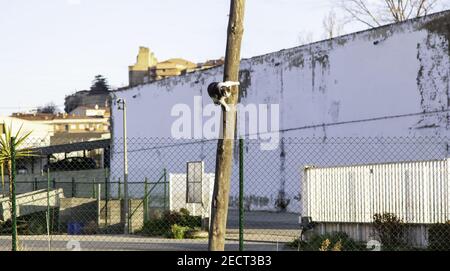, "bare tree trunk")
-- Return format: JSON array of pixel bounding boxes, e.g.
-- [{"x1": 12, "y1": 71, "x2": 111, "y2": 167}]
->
[{"x1": 208, "y1": 0, "x2": 246, "y2": 251}]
